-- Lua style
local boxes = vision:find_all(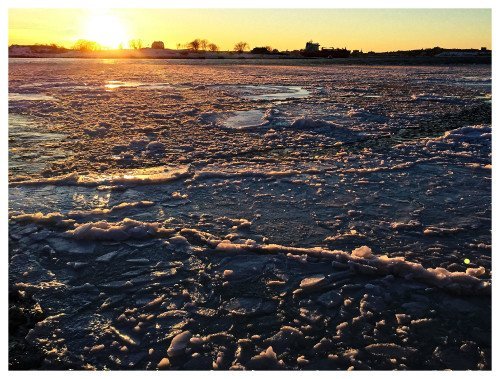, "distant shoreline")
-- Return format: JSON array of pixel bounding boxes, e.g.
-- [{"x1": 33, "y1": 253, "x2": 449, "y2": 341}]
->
[
  {"x1": 8, "y1": 55, "x2": 491, "y2": 66},
  {"x1": 8, "y1": 45, "x2": 492, "y2": 65}
]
